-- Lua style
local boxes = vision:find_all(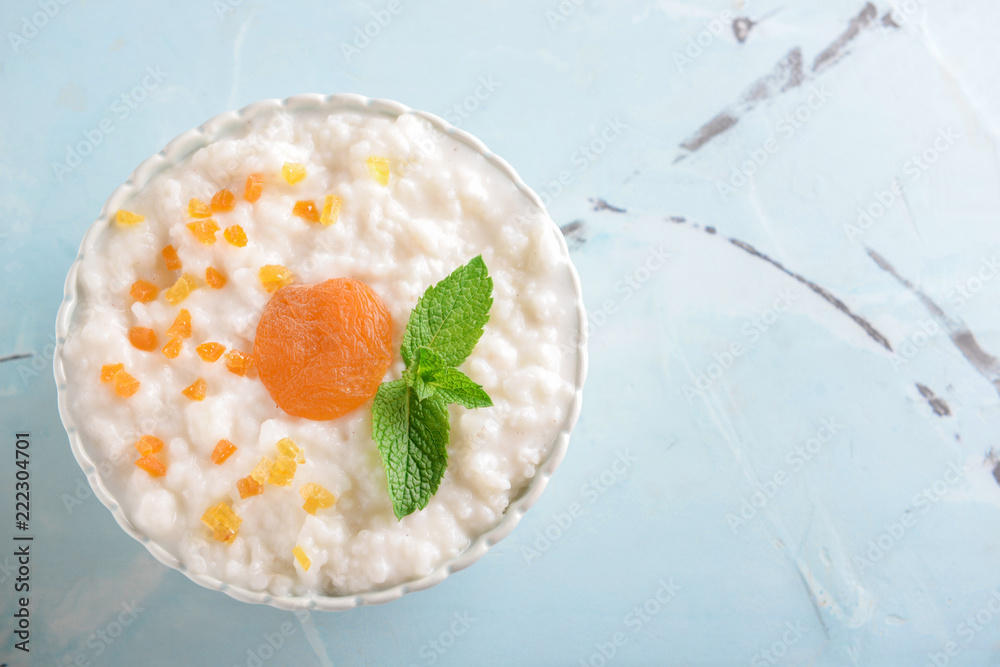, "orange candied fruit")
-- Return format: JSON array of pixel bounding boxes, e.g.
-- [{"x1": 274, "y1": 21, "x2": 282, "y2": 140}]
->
[
  {"x1": 276, "y1": 437, "x2": 304, "y2": 464},
  {"x1": 100, "y1": 363, "x2": 124, "y2": 383},
  {"x1": 188, "y1": 198, "x2": 212, "y2": 218},
  {"x1": 267, "y1": 456, "x2": 297, "y2": 487},
  {"x1": 130, "y1": 279, "x2": 159, "y2": 303},
  {"x1": 223, "y1": 224, "x2": 247, "y2": 247},
  {"x1": 114, "y1": 369, "x2": 140, "y2": 397},
  {"x1": 196, "y1": 342, "x2": 226, "y2": 362},
  {"x1": 225, "y1": 349, "x2": 254, "y2": 376},
  {"x1": 258, "y1": 264, "x2": 293, "y2": 293},
  {"x1": 201, "y1": 502, "x2": 242, "y2": 543},
  {"x1": 292, "y1": 545, "x2": 311, "y2": 571},
  {"x1": 187, "y1": 219, "x2": 220, "y2": 245},
  {"x1": 164, "y1": 274, "x2": 198, "y2": 305},
  {"x1": 300, "y1": 483, "x2": 336, "y2": 515},
  {"x1": 244, "y1": 173, "x2": 263, "y2": 202},
  {"x1": 292, "y1": 200, "x2": 320, "y2": 223},
  {"x1": 206, "y1": 266, "x2": 227, "y2": 289},
  {"x1": 128, "y1": 326, "x2": 159, "y2": 352},
  {"x1": 116, "y1": 209, "x2": 145, "y2": 226},
  {"x1": 211, "y1": 189, "x2": 236, "y2": 213},
  {"x1": 162, "y1": 245, "x2": 182, "y2": 271},
  {"x1": 182, "y1": 377, "x2": 207, "y2": 401},
  {"x1": 320, "y1": 194, "x2": 342, "y2": 226},
  {"x1": 135, "y1": 454, "x2": 166, "y2": 477},
  {"x1": 211, "y1": 439, "x2": 236, "y2": 465},
  {"x1": 249, "y1": 457, "x2": 274, "y2": 485},
  {"x1": 366, "y1": 156, "x2": 390, "y2": 186},
  {"x1": 237, "y1": 475, "x2": 262, "y2": 499},
  {"x1": 134, "y1": 435, "x2": 165, "y2": 456},
  {"x1": 162, "y1": 336, "x2": 183, "y2": 359},
  {"x1": 281, "y1": 162, "x2": 306, "y2": 185},
  {"x1": 167, "y1": 308, "x2": 192, "y2": 338}
]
